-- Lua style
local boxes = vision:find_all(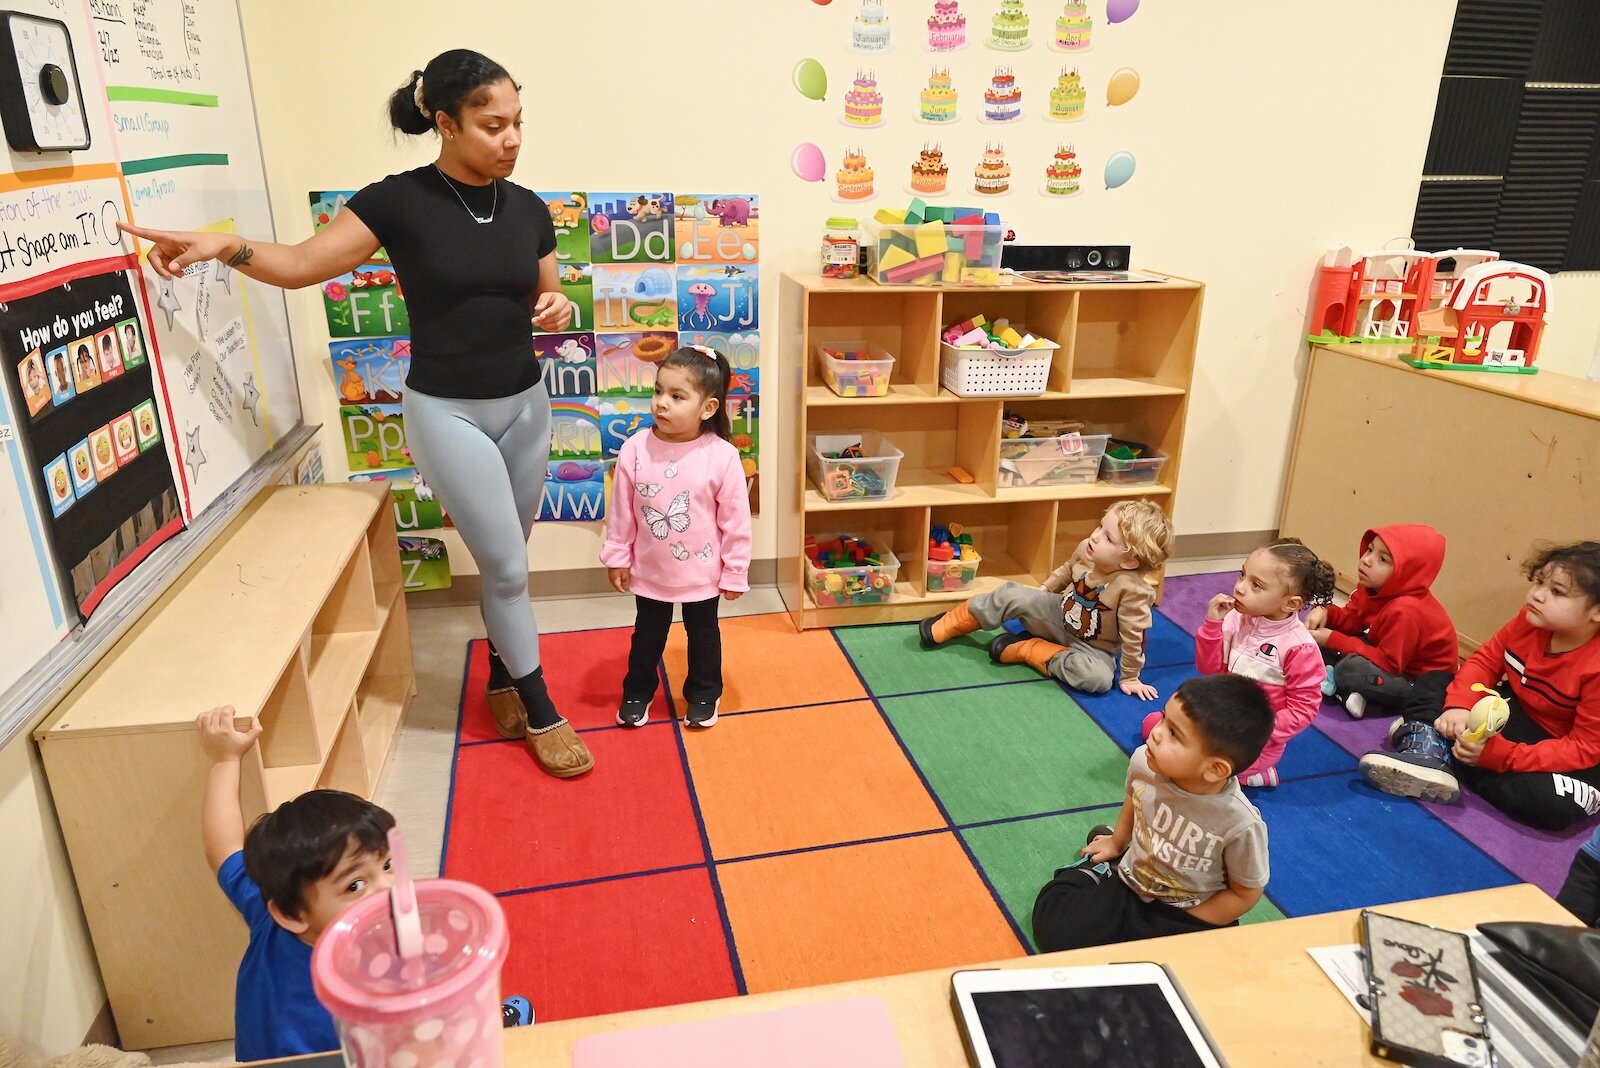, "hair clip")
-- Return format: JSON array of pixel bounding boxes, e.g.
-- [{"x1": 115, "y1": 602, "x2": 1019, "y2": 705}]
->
[{"x1": 689, "y1": 344, "x2": 719, "y2": 362}]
